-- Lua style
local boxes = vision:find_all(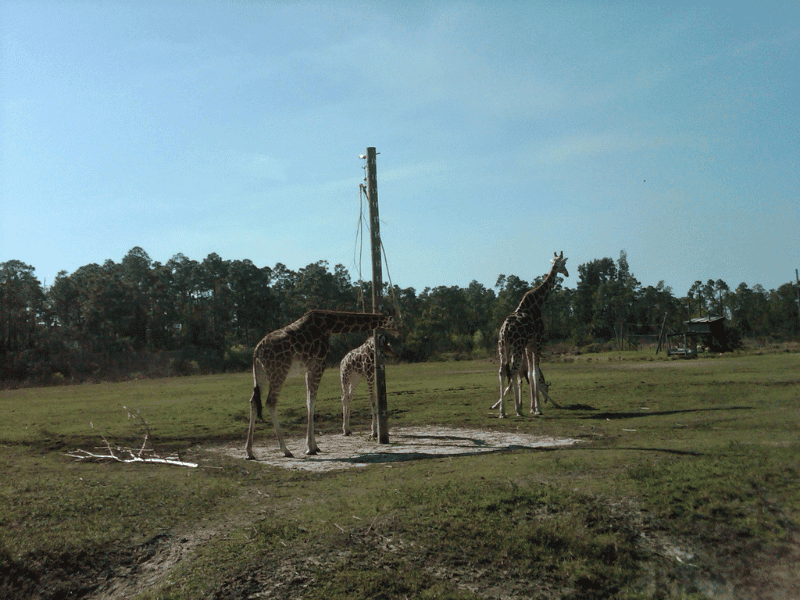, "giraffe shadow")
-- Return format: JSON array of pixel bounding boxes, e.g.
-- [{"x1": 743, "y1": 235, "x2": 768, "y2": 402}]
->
[
  {"x1": 401, "y1": 433, "x2": 489, "y2": 446},
  {"x1": 583, "y1": 406, "x2": 753, "y2": 420},
  {"x1": 238, "y1": 427, "x2": 581, "y2": 469},
  {"x1": 299, "y1": 431, "x2": 577, "y2": 467},
  {"x1": 324, "y1": 444, "x2": 558, "y2": 466}
]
